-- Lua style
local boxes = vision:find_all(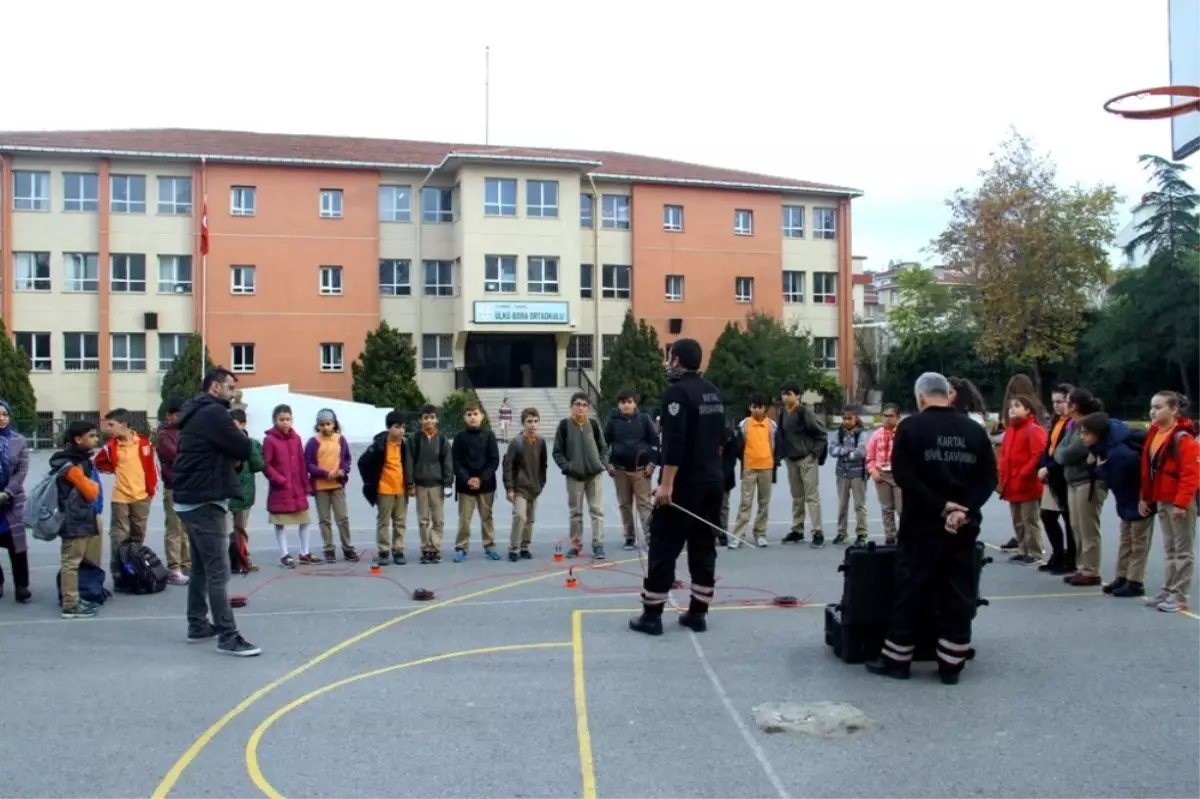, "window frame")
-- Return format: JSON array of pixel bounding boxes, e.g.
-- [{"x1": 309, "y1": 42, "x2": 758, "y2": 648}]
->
[
  {"x1": 663, "y1": 205, "x2": 684, "y2": 232},
  {"x1": 230, "y1": 343, "x2": 256, "y2": 373},
  {"x1": 484, "y1": 178, "x2": 518, "y2": 217},
  {"x1": 601, "y1": 264, "x2": 631, "y2": 299},
  {"x1": 319, "y1": 265, "x2": 344, "y2": 296},
  {"x1": 734, "y1": 209, "x2": 754, "y2": 236},
  {"x1": 319, "y1": 189, "x2": 344, "y2": 219},
  {"x1": 580, "y1": 193, "x2": 594, "y2": 228},
  {"x1": 527, "y1": 256, "x2": 560, "y2": 294},
  {"x1": 665, "y1": 274, "x2": 684, "y2": 302},
  {"x1": 63, "y1": 172, "x2": 99, "y2": 212},
  {"x1": 813, "y1": 337, "x2": 838, "y2": 370},
  {"x1": 110, "y1": 253, "x2": 148, "y2": 293},
  {"x1": 63, "y1": 332, "x2": 100, "y2": 372},
  {"x1": 813, "y1": 272, "x2": 838, "y2": 304},
  {"x1": 230, "y1": 265, "x2": 257, "y2": 295},
  {"x1": 379, "y1": 185, "x2": 412, "y2": 222},
  {"x1": 110, "y1": 174, "x2": 147, "y2": 214},
  {"x1": 12, "y1": 170, "x2": 50, "y2": 211},
  {"x1": 13, "y1": 252, "x2": 51, "y2": 292},
  {"x1": 157, "y1": 333, "x2": 189, "y2": 371},
  {"x1": 782, "y1": 205, "x2": 805, "y2": 238},
  {"x1": 421, "y1": 187, "x2": 453, "y2": 223},
  {"x1": 601, "y1": 195, "x2": 631, "y2": 230},
  {"x1": 157, "y1": 255, "x2": 193, "y2": 294},
  {"x1": 64, "y1": 253, "x2": 99, "y2": 293},
  {"x1": 566, "y1": 334, "x2": 594, "y2": 370},
  {"x1": 580, "y1": 263, "x2": 594, "y2": 299},
  {"x1": 734, "y1": 276, "x2": 754, "y2": 303},
  {"x1": 423, "y1": 260, "x2": 454, "y2": 296},
  {"x1": 14, "y1": 332, "x2": 51, "y2": 372},
  {"x1": 378, "y1": 258, "x2": 412, "y2": 296},
  {"x1": 813, "y1": 207, "x2": 837, "y2": 240},
  {"x1": 230, "y1": 186, "x2": 256, "y2": 216},
  {"x1": 421, "y1": 334, "x2": 453, "y2": 370},
  {"x1": 157, "y1": 176, "x2": 193, "y2": 215},
  {"x1": 484, "y1": 255, "x2": 518, "y2": 294},
  {"x1": 110, "y1": 332, "x2": 148, "y2": 372},
  {"x1": 782, "y1": 270, "x2": 805, "y2": 303},
  {"x1": 526, "y1": 180, "x2": 560, "y2": 218},
  {"x1": 320, "y1": 342, "x2": 345, "y2": 372}
]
